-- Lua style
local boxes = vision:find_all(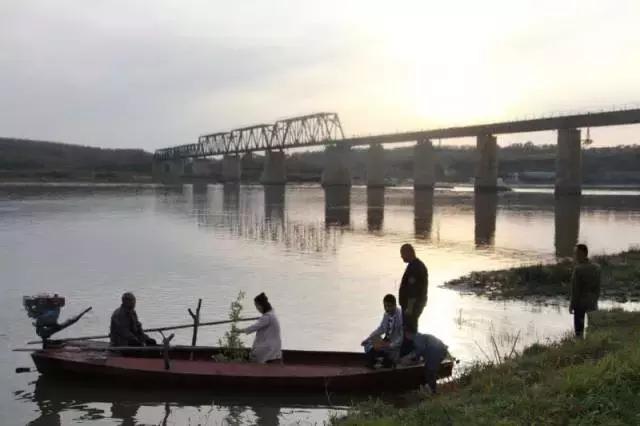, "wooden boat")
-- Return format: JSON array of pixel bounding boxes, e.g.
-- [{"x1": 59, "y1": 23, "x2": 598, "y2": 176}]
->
[{"x1": 31, "y1": 341, "x2": 454, "y2": 393}]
